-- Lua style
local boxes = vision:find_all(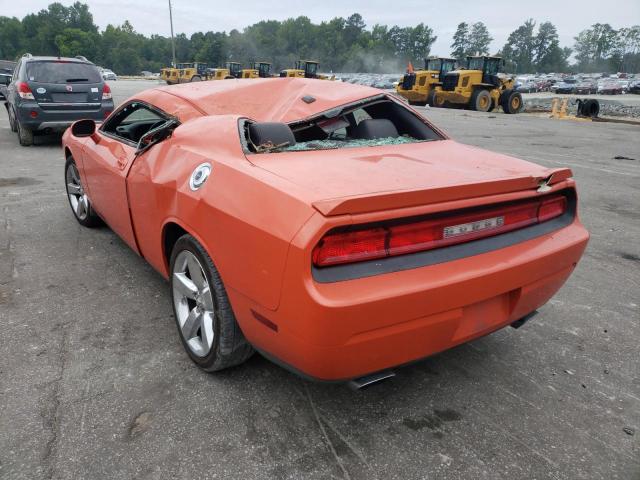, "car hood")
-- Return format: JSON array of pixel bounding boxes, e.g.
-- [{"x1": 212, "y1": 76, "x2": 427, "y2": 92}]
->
[{"x1": 249, "y1": 139, "x2": 569, "y2": 216}]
